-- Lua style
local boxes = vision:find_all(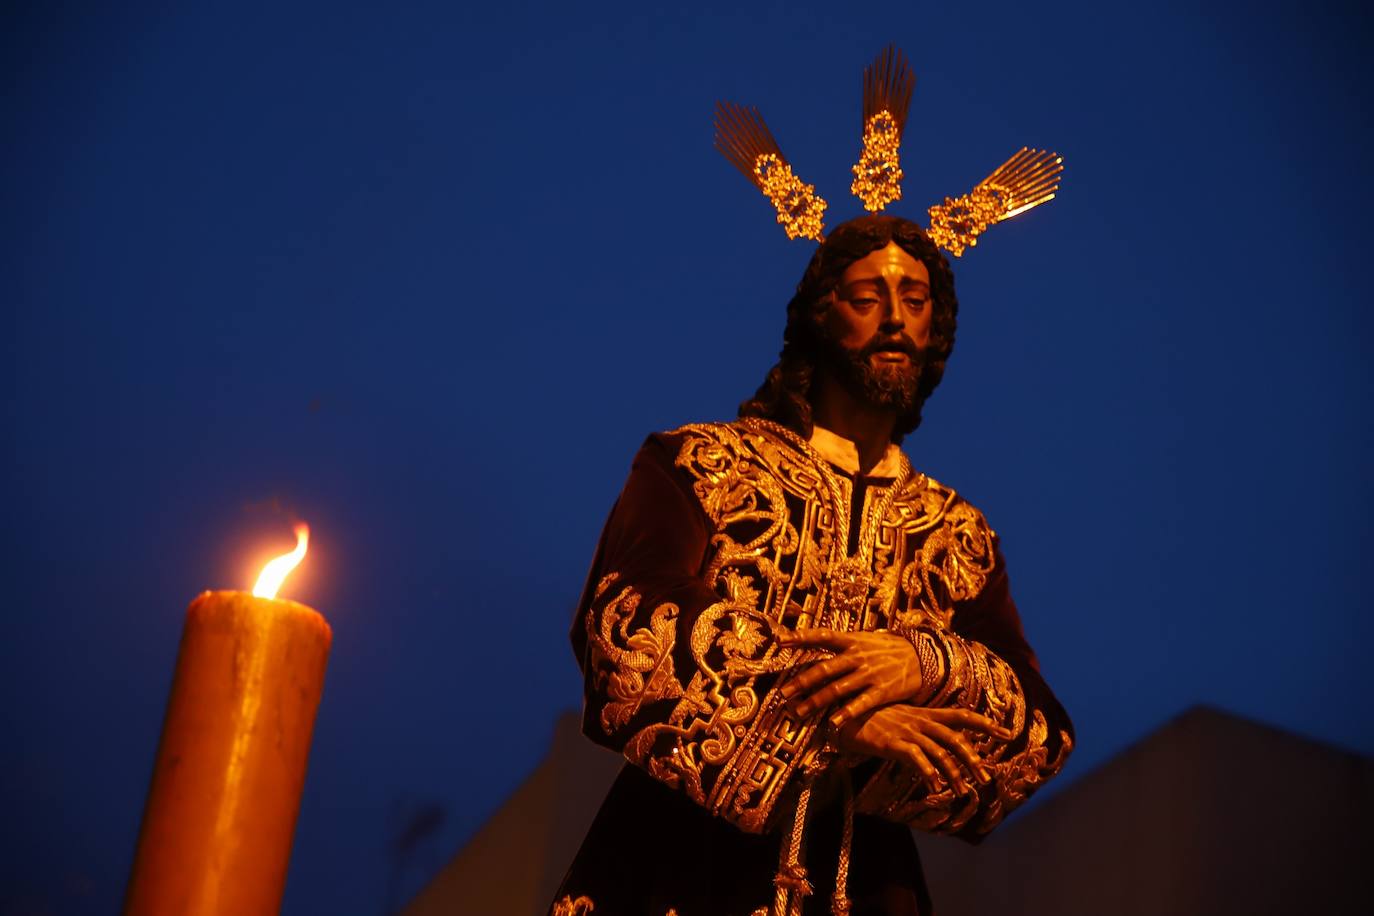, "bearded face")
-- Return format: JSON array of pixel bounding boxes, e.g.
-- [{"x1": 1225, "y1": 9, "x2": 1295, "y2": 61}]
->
[{"x1": 813, "y1": 241, "x2": 933, "y2": 414}]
